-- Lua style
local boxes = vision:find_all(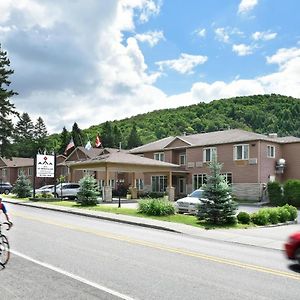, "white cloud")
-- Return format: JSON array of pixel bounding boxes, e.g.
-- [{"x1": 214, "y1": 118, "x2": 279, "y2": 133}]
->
[
  {"x1": 252, "y1": 31, "x2": 277, "y2": 41},
  {"x1": 215, "y1": 27, "x2": 230, "y2": 43},
  {"x1": 195, "y1": 28, "x2": 206, "y2": 38},
  {"x1": 266, "y1": 47, "x2": 300, "y2": 67},
  {"x1": 238, "y1": 0, "x2": 258, "y2": 14},
  {"x1": 135, "y1": 30, "x2": 164, "y2": 46},
  {"x1": 232, "y1": 44, "x2": 253, "y2": 56},
  {"x1": 156, "y1": 53, "x2": 208, "y2": 74}
]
